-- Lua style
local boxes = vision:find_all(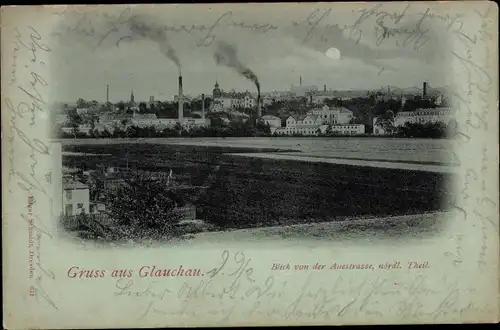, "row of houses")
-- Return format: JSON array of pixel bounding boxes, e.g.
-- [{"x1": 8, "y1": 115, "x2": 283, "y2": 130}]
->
[
  {"x1": 209, "y1": 82, "x2": 374, "y2": 111},
  {"x1": 373, "y1": 107, "x2": 454, "y2": 135},
  {"x1": 60, "y1": 112, "x2": 210, "y2": 134},
  {"x1": 393, "y1": 108, "x2": 454, "y2": 127},
  {"x1": 259, "y1": 105, "x2": 364, "y2": 136},
  {"x1": 100, "y1": 113, "x2": 208, "y2": 130}
]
